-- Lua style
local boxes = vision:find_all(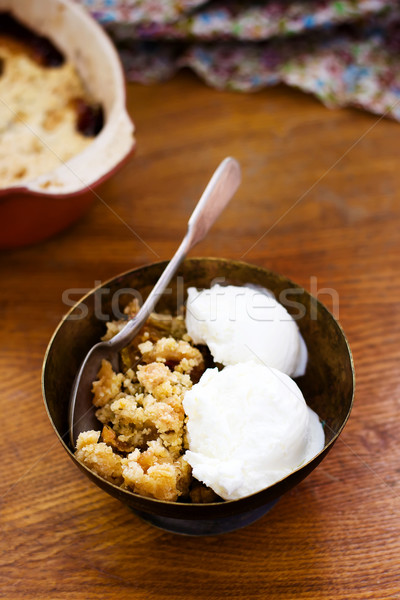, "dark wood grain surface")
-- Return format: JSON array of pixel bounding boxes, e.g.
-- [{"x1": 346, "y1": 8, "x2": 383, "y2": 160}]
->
[{"x1": 1, "y1": 72, "x2": 399, "y2": 599}]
